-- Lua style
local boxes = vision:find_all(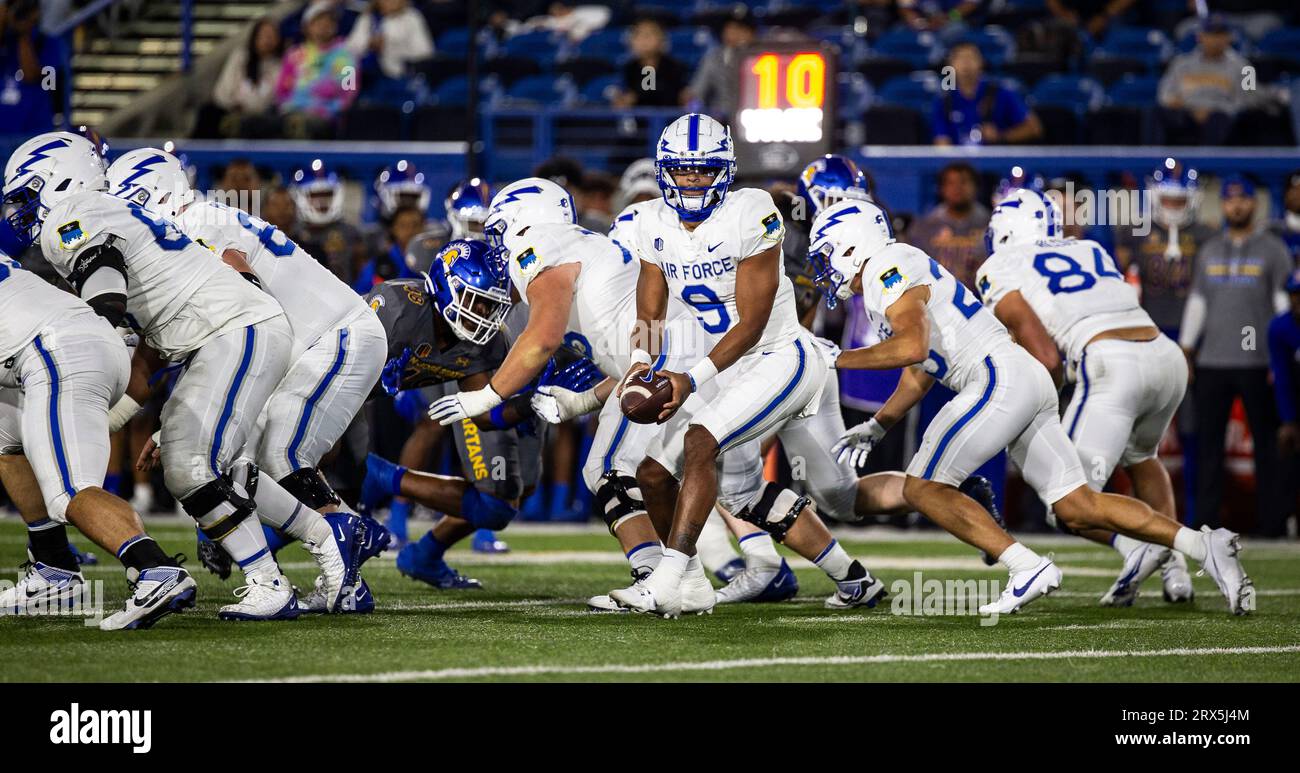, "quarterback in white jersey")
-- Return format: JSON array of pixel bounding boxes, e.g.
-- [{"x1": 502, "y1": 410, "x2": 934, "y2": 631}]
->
[
  {"x1": 4, "y1": 131, "x2": 306, "y2": 622},
  {"x1": 106, "y1": 149, "x2": 383, "y2": 614},
  {"x1": 0, "y1": 247, "x2": 195, "y2": 629},
  {"x1": 978, "y1": 188, "x2": 1244, "y2": 611},
  {"x1": 813, "y1": 197, "x2": 1254, "y2": 615}
]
